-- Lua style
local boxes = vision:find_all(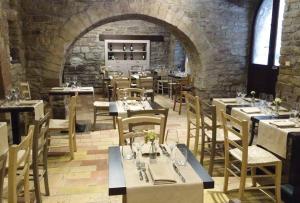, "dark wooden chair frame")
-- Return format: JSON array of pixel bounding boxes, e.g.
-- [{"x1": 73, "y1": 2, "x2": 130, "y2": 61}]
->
[{"x1": 33, "y1": 112, "x2": 51, "y2": 203}]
